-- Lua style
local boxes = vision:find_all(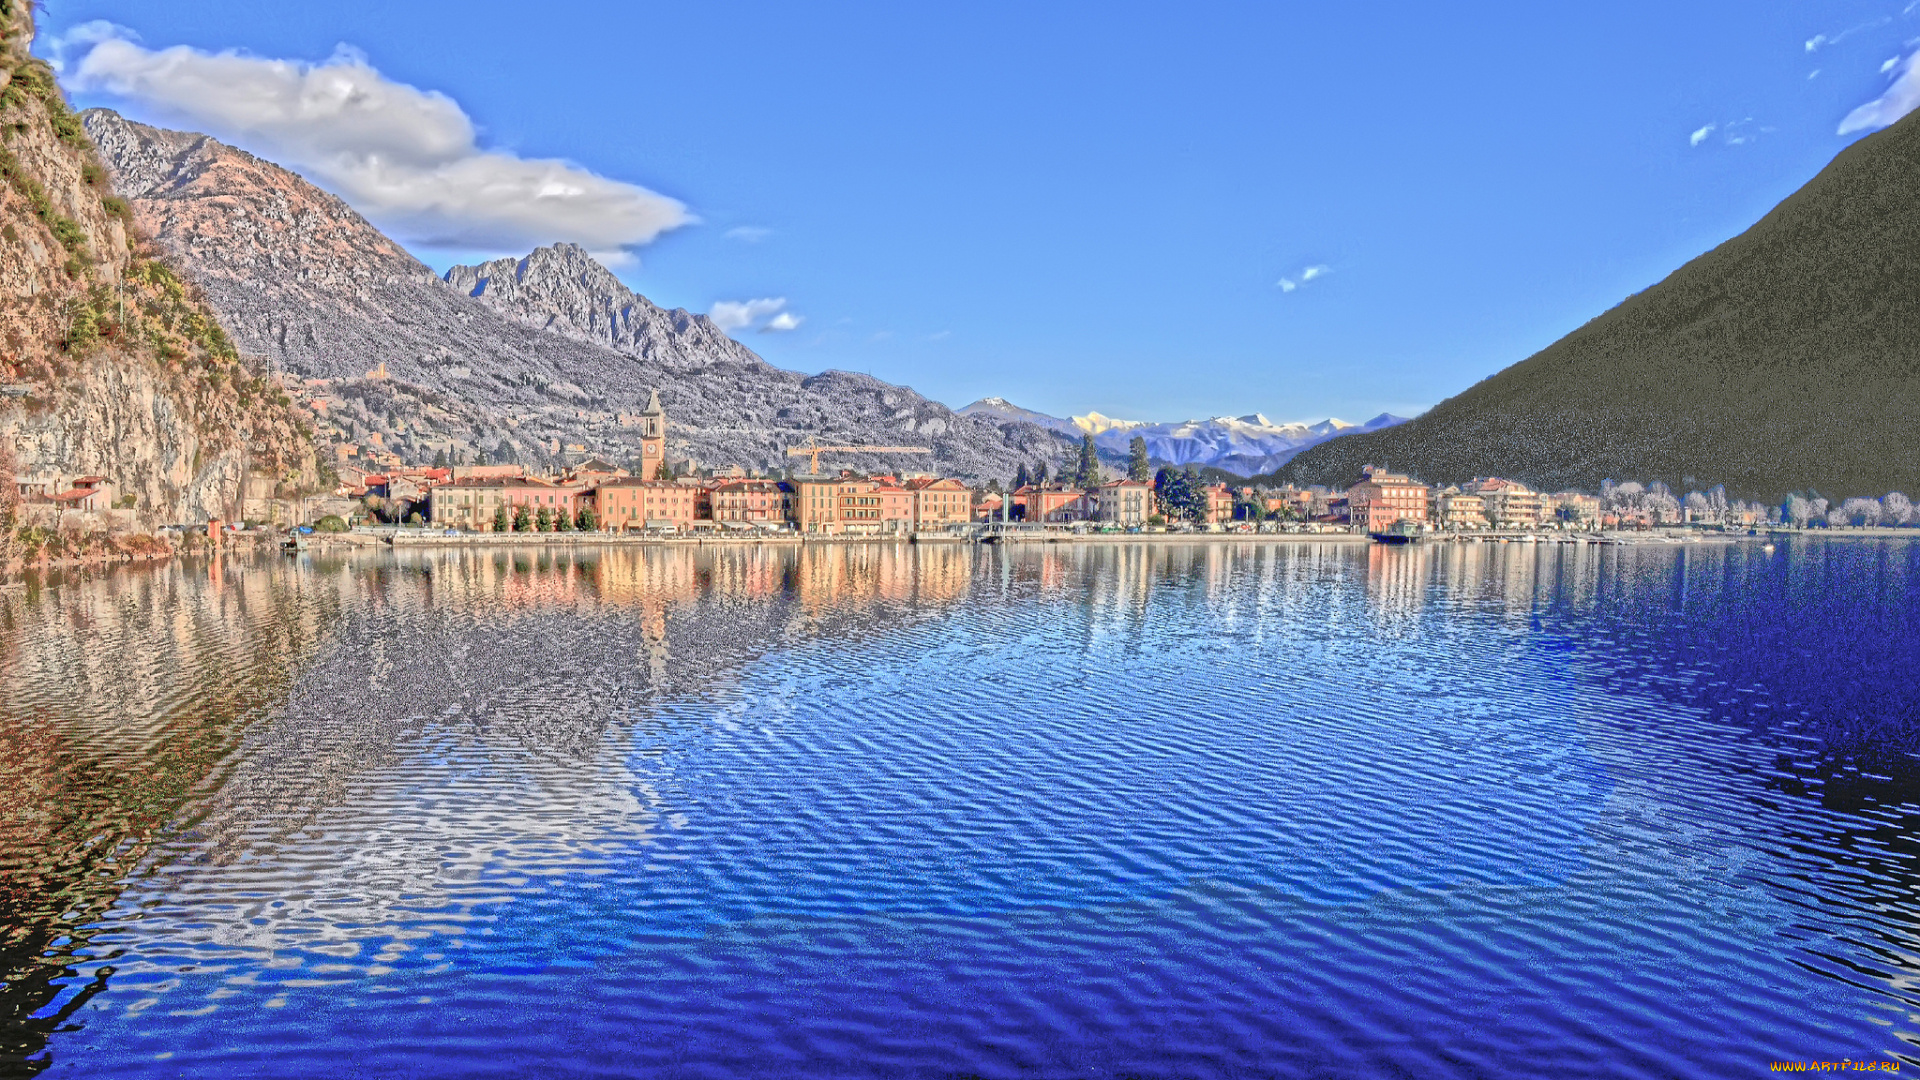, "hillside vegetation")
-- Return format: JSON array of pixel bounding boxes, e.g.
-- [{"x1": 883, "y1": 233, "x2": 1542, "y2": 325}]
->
[
  {"x1": 1277, "y1": 108, "x2": 1920, "y2": 500},
  {"x1": 0, "y1": 0, "x2": 317, "y2": 552}
]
